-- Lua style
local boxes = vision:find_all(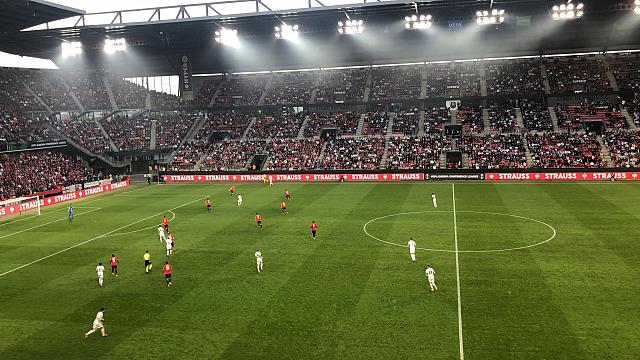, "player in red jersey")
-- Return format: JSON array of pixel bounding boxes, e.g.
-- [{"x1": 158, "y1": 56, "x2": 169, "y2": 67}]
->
[
  {"x1": 284, "y1": 189, "x2": 290, "y2": 200},
  {"x1": 229, "y1": 185, "x2": 235, "y2": 196},
  {"x1": 205, "y1": 197, "x2": 212, "y2": 213},
  {"x1": 255, "y1": 212, "x2": 263, "y2": 229},
  {"x1": 310, "y1": 220, "x2": 318, "y2": 240},
  {"x1": 280, "y1": 201, "x2": 288, "y2": 214},
  {"x1": 163, "y1": 261, "x2": 173, "y2": 286},
  {"x1": 109, "y1": 254, "x2": 119, "y2": 276},
  {"x1": 162, "y1": 215, "x2": 169, "y2": 231}
]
